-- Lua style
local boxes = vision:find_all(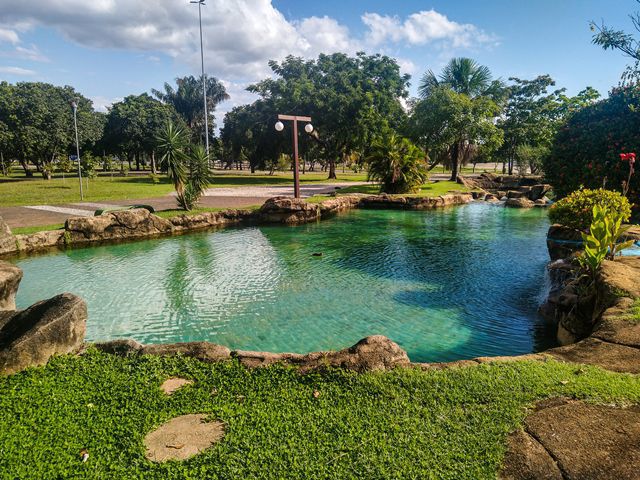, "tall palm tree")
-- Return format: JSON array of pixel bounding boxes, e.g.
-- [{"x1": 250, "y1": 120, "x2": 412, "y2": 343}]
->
[
  {"x1": 152, "y1": 75, "x2": 229, "y2": 139},
  {"x1": 418, "y1": 58, "x2": 501, "y2": 99}
]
